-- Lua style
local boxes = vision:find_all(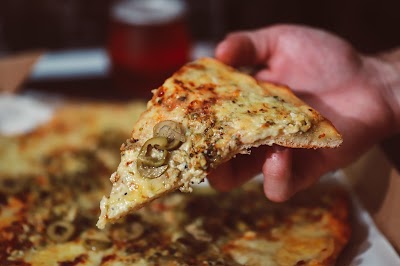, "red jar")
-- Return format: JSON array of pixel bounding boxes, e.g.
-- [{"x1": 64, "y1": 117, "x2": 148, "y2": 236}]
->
[{"x1": 108, "y1": 0, "x2": 192, "y2": 98}]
